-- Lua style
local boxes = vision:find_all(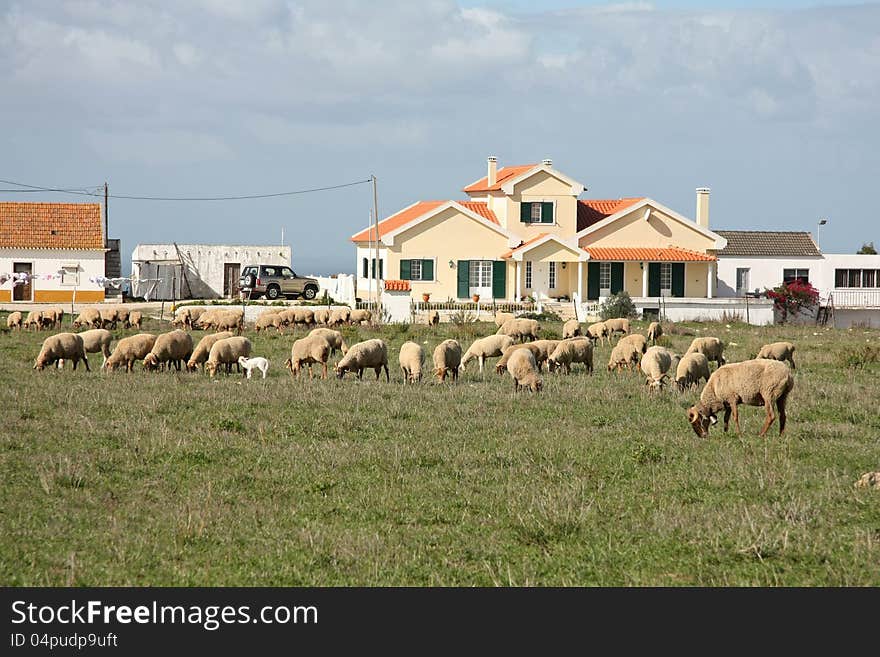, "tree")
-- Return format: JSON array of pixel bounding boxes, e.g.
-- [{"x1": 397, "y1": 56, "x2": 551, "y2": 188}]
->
[
  {"x1": 599, "y1": 291, "x2": 638, "y2": 320},
  {"x1": 765, "y1": 280, "x2": 820, "y2": 324},
  {"x1": 857, "y1": 242, "x2": 877, "y2": 255}
]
